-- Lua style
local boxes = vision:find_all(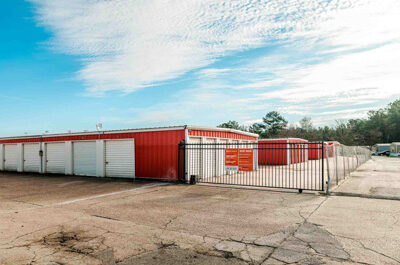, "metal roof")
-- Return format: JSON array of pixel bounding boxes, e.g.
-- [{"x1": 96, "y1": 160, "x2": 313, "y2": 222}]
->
[
  {"x1": 258, "y1": 138, "x2": 308, "y2": 141},
  {"x1": 187, "y1": 125, "x2": 258, "y2": 138},
  {"x1": 0, "y1": 125, "x2": 258, "y2": 140}
]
